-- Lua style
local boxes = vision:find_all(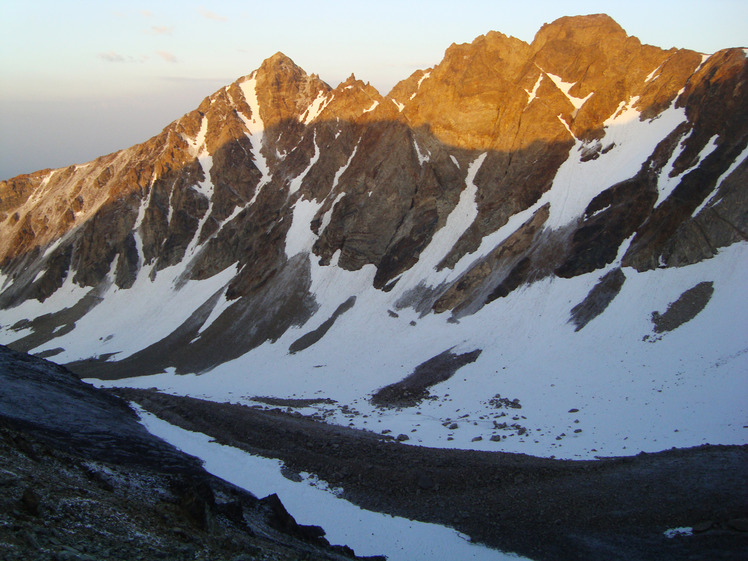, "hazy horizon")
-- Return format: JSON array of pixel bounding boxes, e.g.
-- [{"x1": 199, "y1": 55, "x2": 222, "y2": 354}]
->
[{"x1": 2, "y1": 0, "x2": 746, "y2": 181}]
